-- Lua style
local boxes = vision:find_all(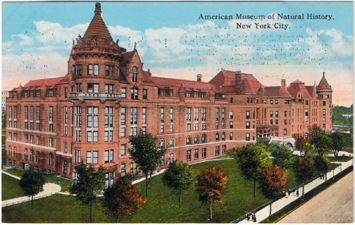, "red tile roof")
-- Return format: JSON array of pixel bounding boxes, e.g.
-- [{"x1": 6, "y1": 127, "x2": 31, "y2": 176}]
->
[
  {"x1": 142, "y1": 70, "x2": 155, "y2": 84},
  {"x1": 82, "y1": 3, "x2": 113, "y2": 42},
  {"x1": 120, "y1": 51, "x2": 135, "y2": 67},
  {"x1": 151, "y1": 76, "x2": 218, "y2": 92},
  {"x1": 305, "y1": 86, "x2": 316, "y2": 98},
  {"x1": 317, "y1": 73, "x2": 331, "y2": 89},
  {"x1": 263, "y1": 86, "x2": 291, "y2": 97},
  {"x1": 287, "y1": 80, "x2": 311, "y2": 98},
  {"x1": 22, "y1": 77, "x2": 64, "y2": 90}
]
